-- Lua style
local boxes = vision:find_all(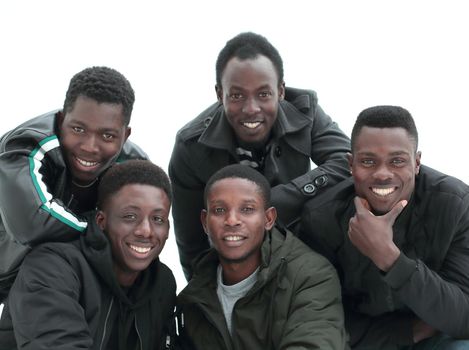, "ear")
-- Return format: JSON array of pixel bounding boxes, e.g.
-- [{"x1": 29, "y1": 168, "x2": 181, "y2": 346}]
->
[
  {"x1": 264, "y1": 206, "x2": 277, "y2": 231},
  {"x1": 347, "y1": 152, "x2": 353, "y2": 173},
  {"x1": 124, "y1": 126, "x2": 131, "y2": 142},
  {"x1": 200, "y1": 209, "x2": 209, "y2": 236},
  {"x1": 95, "y1": 210, "x2": 106, "y2": 231},
  {"x1": 415, "y1": 151, "x2": 422, "y2": 175},
  {"x1": 278, "y1": 81, "x2": 286, "y2": 101},
  {"x1": 56, "y1": 111, "x2": 65, "y2": 133},
  {"x1": 215, "y1": 85, "x2": 223, "y2": 103}
]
